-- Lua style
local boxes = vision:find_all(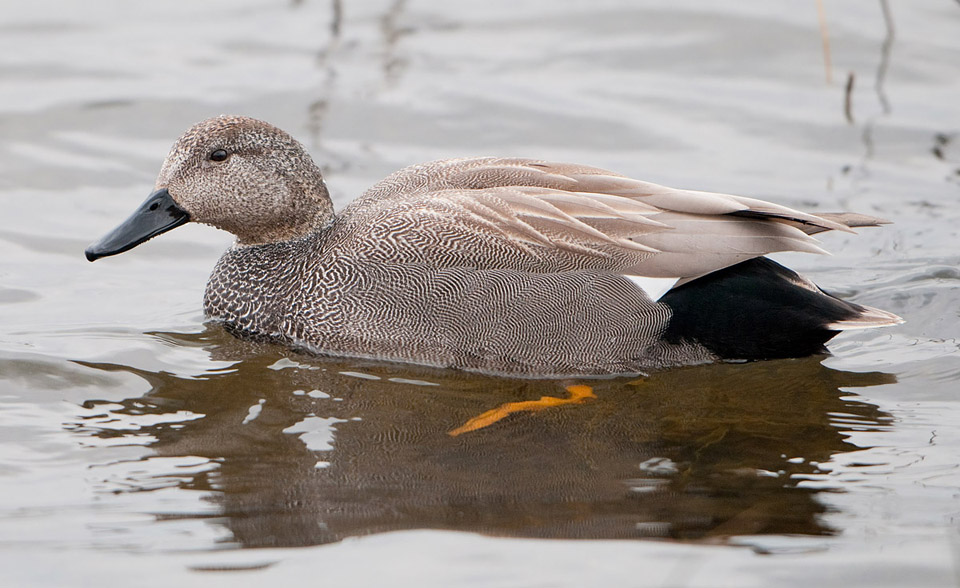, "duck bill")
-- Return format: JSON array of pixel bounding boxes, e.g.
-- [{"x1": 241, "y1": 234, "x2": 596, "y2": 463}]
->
[{"x1": 85, "y1": 188, "x2": 190, "y2": 262}]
